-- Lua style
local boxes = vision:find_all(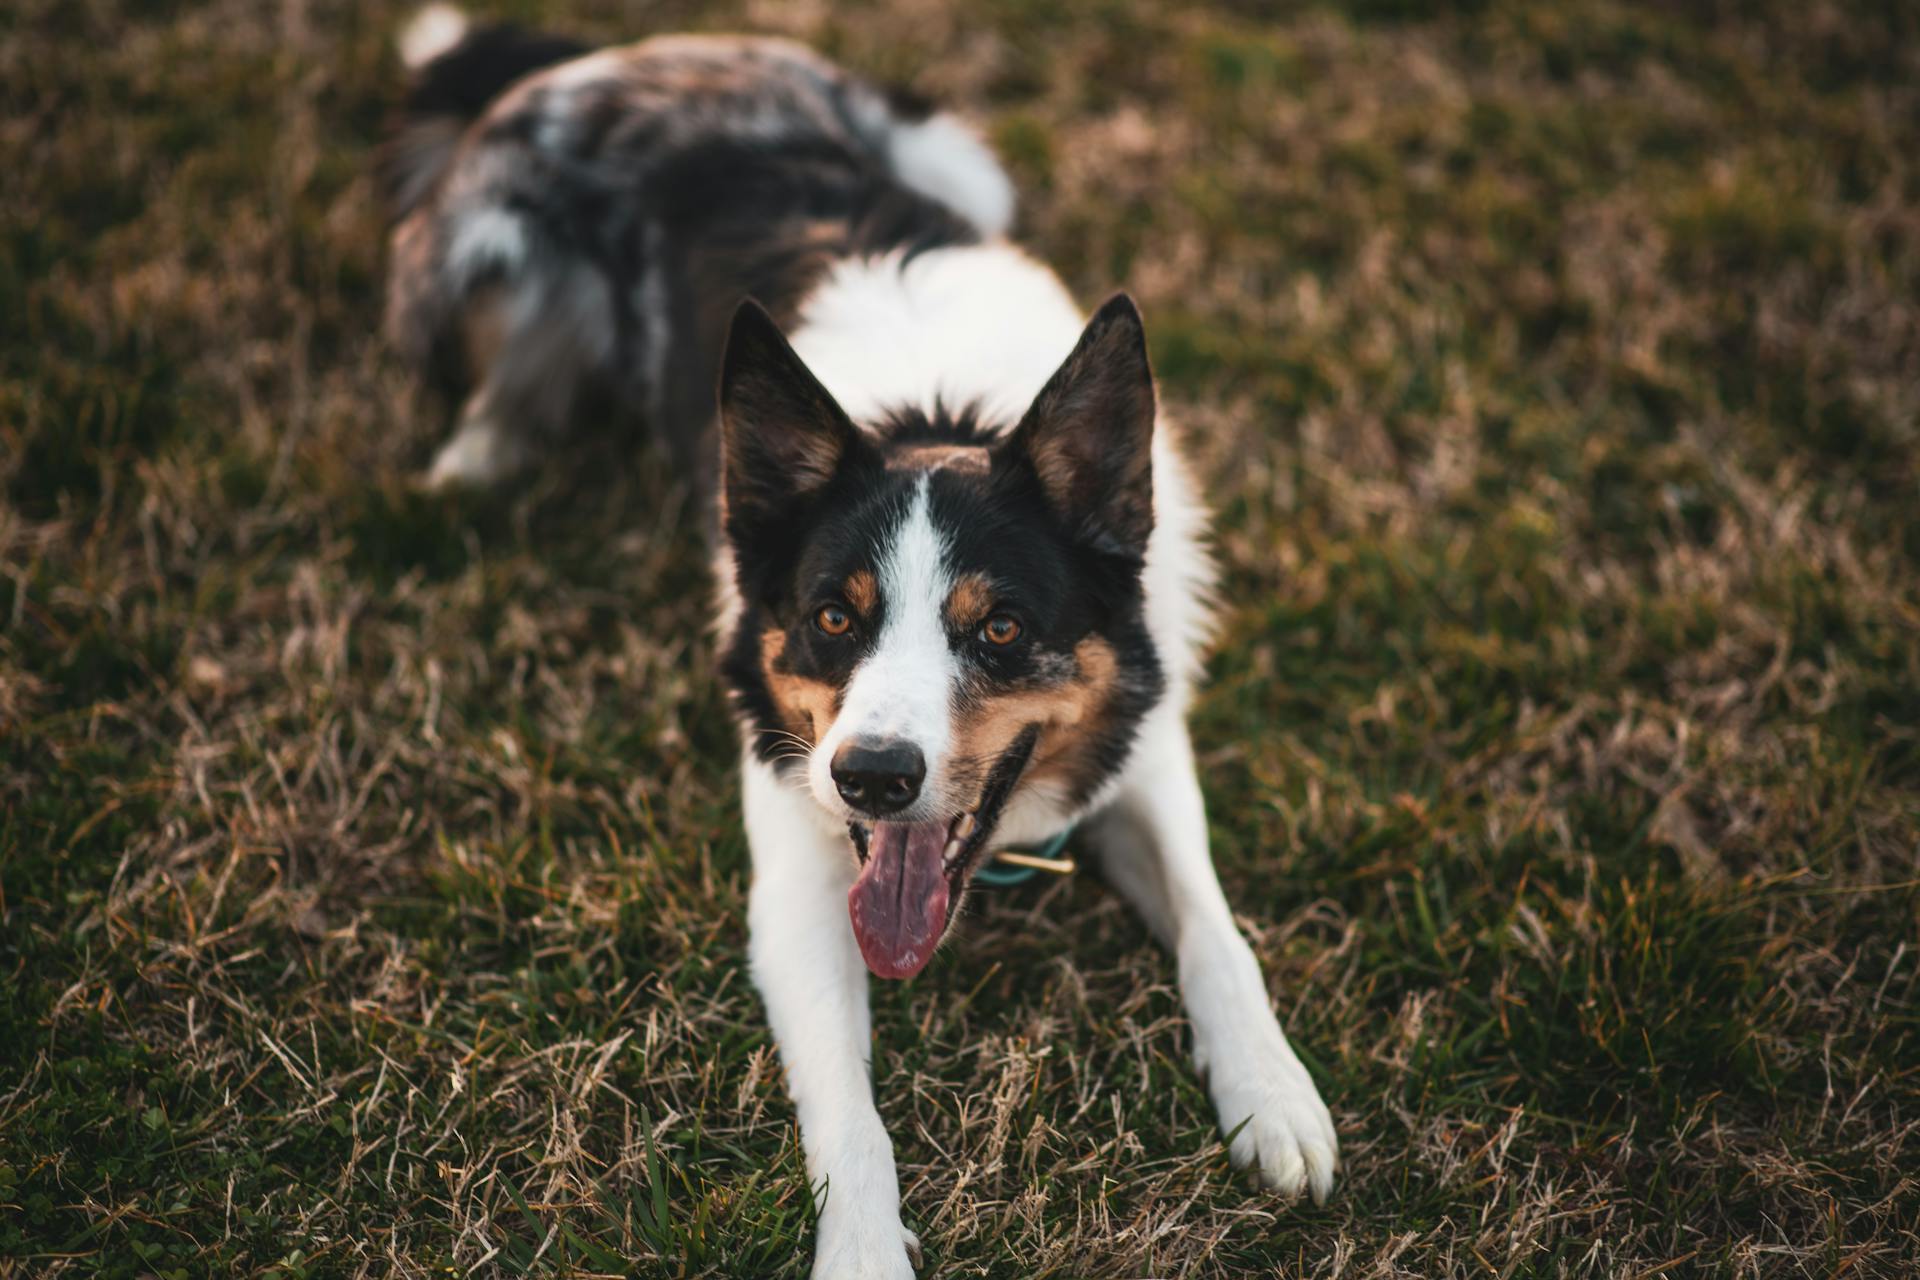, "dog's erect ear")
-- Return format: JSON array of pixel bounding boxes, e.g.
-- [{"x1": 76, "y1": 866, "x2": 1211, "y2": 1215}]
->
[
  {"x1": 719, "y1": 300, "x2": 858, "y2": 549},
  {"x1": 1009, "y1": 293, "x2": 1156, "y2": 558}
]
